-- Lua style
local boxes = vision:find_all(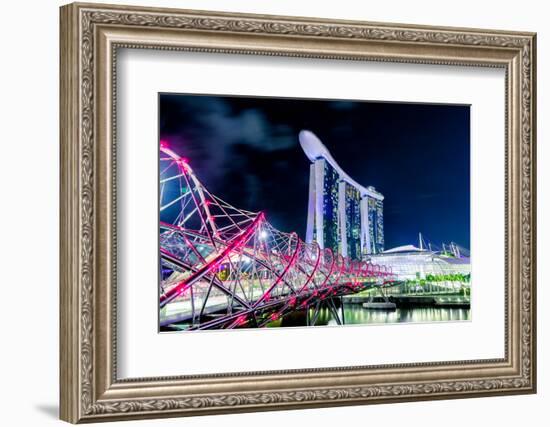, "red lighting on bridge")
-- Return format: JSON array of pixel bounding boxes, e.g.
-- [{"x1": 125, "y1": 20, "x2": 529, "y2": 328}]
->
[{"x1": 159, "y1": 145, "x2": 396, "y2": 330}]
